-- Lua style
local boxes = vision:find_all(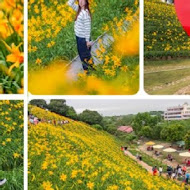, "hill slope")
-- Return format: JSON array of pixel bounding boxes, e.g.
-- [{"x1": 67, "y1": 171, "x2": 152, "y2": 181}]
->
[
  {"x1": 28, "y1": 106, "x2": 183, "y2": 190},
  {"x1": 0, "y1": 100, "x2": 23, "y2": 189},
  {"x1": 144, "y1": 0, "x2": 190, "y2": 59}
]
